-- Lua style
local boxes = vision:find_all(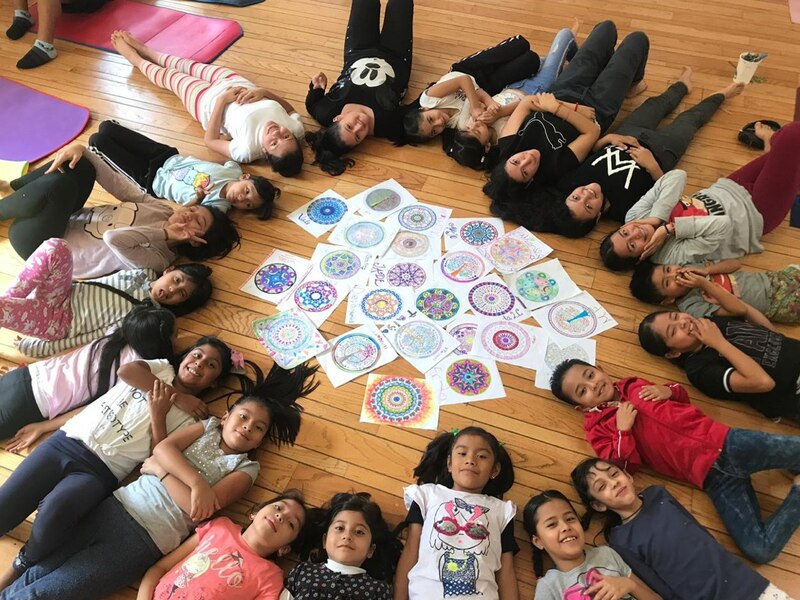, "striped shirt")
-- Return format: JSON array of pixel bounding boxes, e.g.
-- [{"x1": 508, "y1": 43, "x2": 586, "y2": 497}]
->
[{"x1": 18, "y1": 269, "x2": 157, "y2": 358}]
